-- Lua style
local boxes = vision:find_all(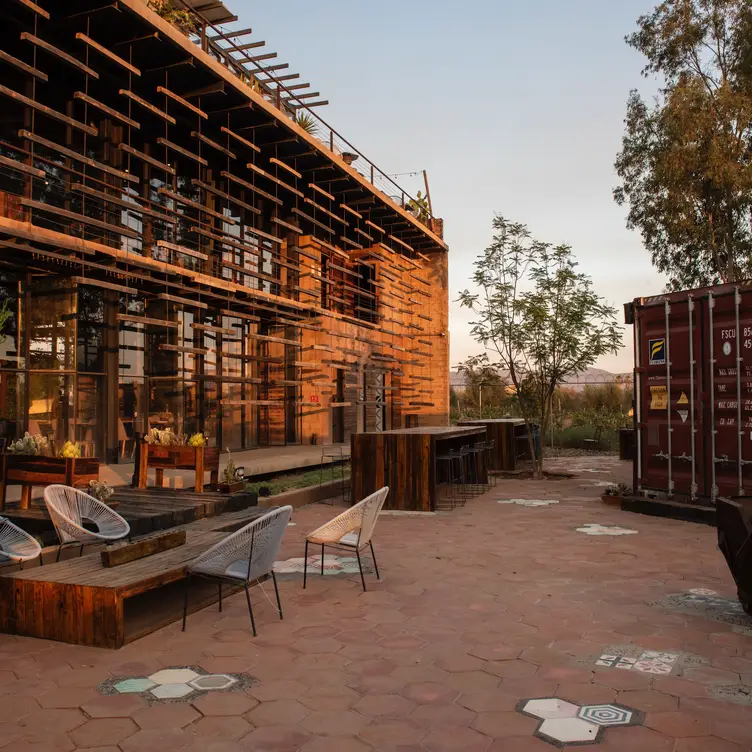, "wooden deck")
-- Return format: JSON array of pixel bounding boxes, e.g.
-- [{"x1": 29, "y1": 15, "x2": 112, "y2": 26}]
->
[
  {"x1": 2, "y1": 486, "x2": 260, "y2": 538},
  {"x1": 0, "y1": 507, "x2": 271, "y2": 648}
]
